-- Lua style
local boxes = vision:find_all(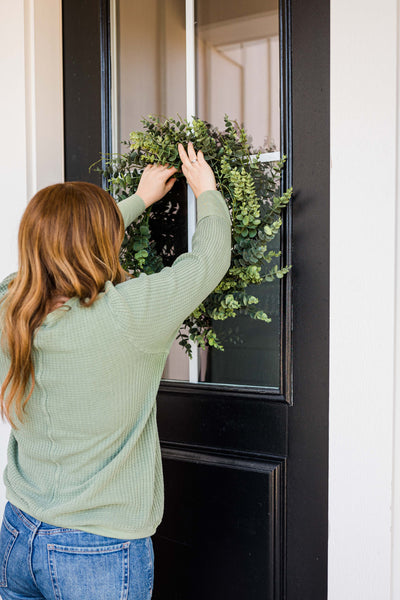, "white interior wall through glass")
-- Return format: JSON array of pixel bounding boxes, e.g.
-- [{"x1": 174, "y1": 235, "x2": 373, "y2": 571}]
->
[
  {"x1": 112, "y1": 0, "x2": 281, "y2": 388},
  {"x1": 196, "y1": 3, "x2": 280, "y2": 151},
  {"x1": 114, "y1": 0, "x2": 187, "y2": 148}
]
